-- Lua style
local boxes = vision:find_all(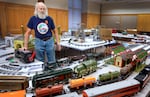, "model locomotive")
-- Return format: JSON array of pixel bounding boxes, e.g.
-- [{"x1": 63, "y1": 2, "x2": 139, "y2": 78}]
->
[
  {"x1": 15, "y1": 49, "x2": 36, "y2": 63},
  {"x1": 74, "y1": 59, "x2": 97, "y2": 77},
  {"x1": 32, "y1": 68, "x2": 73, "y2": 88}
]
